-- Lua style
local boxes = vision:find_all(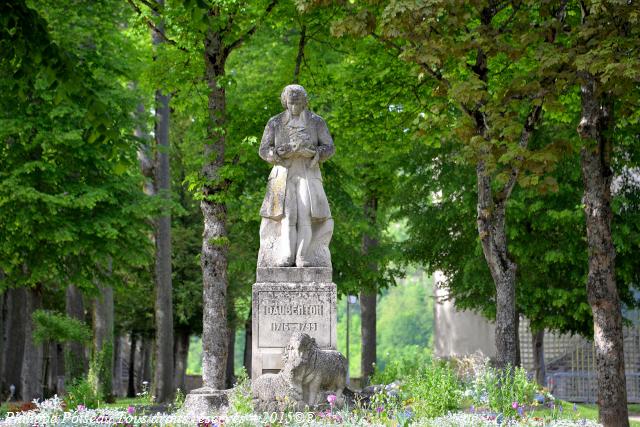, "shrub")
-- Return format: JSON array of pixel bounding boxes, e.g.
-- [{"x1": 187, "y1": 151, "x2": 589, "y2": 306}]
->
[
  {"x1": 64, "y1": 378, "x2": 100, "y2": 410},
  {"x1": 228, "y1": 368, "x2": 253, "y2": 416},
  {"x1": 403, "y1": 360, "x2": 462, "y2": 418},
  {"x1": 471, "y1": 365, "x2": 537, "y2": 417}
]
